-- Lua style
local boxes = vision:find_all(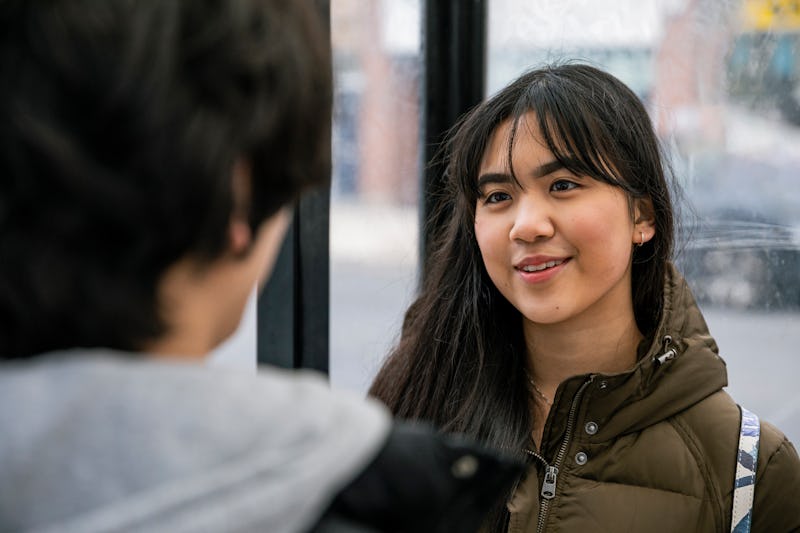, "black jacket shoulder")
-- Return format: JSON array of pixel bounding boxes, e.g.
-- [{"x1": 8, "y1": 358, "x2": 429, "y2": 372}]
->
[{"x1": 310, "y1": 423, "x2": 524, "y2": 533}]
